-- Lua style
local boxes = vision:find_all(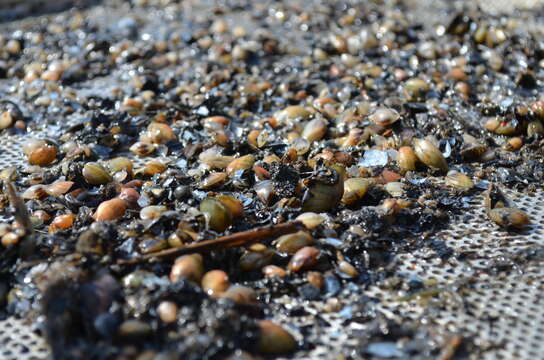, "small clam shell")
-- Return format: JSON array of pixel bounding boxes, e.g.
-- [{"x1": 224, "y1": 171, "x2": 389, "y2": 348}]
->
[
  {"x1": 275, "y1": 105, "x2": 311, "y2": 123},
  {"x1": 262, "y1": 265, "x2": 287, "y2": 278},
  {"x1": 203, "y1": 116, "x2": 230, "y2": 130},
  {"x1": 83, "y1": 162, "x2": 113, "y2": 185},
  {"x1": 247, "y1": 129, "x2": 260, "y2": 148},
  {"x1": 157, "y1": 301, "x2": 178, "y2": 324},
  {"x1": 307, "y1": 271, "x2": 324, "y2": 289},
  {"x1": 397, "y1": 146, "x2": 417, "y2": 173},
  {"x1": 301, "y1": 118, "x2": 328, "y2": 142},
  {"x1": 216, "y1": 195, "x2": 244, "y2": 219},
  {"x1": 199, "y1": 172, "x2": 228, "y2": 189},
  {"x1": 140, "y1": 205, "x2": 167, "y2": 220},
  {"x1": 384, "y1": 181, "x2": 405, "y2": 197},
  {"x1": 22, "y1": 185, "x2": 48, "y2": 199},
  {"x1": 107, "y1": 157, "x2": 134, "y2": 174},
  {"x1": 488, "y1": 208, "x2": 530, "y2": 229},
  {"x1": 239, "y1": 247, "x2": 275, "y2": 271},
  {"x1": 368, "y1": 107, "x2": 400, "y2": 127},
  {"x1": 22, "y1": 139, "x2": 46, "y2": 156},
  {"x1": 199, "y1": 151, "x2": 234, "y2": 169},
  {"x1": 302, "y1": 165, "x2": 345, "y2": 212},
  {"x1": 94, "y1": 198, "x2": 127, "y2": 221},
  {"x1": 201, "y1": 270, "x2": 230, "y2": 297},
  {"x1": 413, "y1": 138, "x2": 448, "y2": 171},
  {"x1": 0, "y1": 111, "x2": 14, "y2": 129},
  {"x1": 339, "y1": 128, "x2": 365, "y2": 148},
  {"x1": 129, "y1": 141, "x2": 155, "y2": 157},
  {"x1": 226, "y1": 154, "x2": 255, "y2": 175},
  {"x1": 288, "y1": 246, "x2": 320, "y2": 272},
  {"x1": 220, "y1": 285, "x2": 257, "y2": 304},
  {"x1": 502, "y1": 137, "x2": 523, "y2": 151},
  {"x1": 291, "y1": 137, "x2": 310, "y2": 155},
  {"x1": 170, "y1": 254, "x2": 204, "y2": 283},
  {"x1": 338, "y1": 260, "x2": 359, "y2": 278},
  {"x1": 445, "y1": 172, "x2": 474, "y2": 190},
  {"x1": 119, "y1": 187, "x2": 140, "y2": 207},
  {"x1": 342, "y1": 177, "x2": 372, "y2": 205},
  {"x1": 295, "y1": 212, "x2": 325, "y2": 229},
  {"x1": 256, "y1": 320, "x2": 297, "y2": 354},
  {"x1": 135, "y1": 160, "x2": 167, "y2": 177},
  {"x1": 48, "y1": 214, "x2": 76, "y2": 233},
  {"x1": 145, "y1": 122, "x2": 176, "y2": 144},
  {"x1": 200, "y1": 197, "x2": 232, "y2": 232},
  {"x1": 404, "y1": 78, "x2": 430, "y2": 101},
  {"x1": 254, "y1": 180, "x2": 274, "y2": 204},
  {"x1": 274, "y1": 231, "x2": 314, "y2": 254},
  {"x1": 484, "y1": 118, "x2": 520, "y2": 135},
  {"x1": 45, "y1": 181, "x2": 74, "y2": 196},
  {"x1": 527, "y1": 121, "x2": 544, "y2": 137},
  {"x1": 28, "y1": 145, "x2": 57, "y2": 166}
]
